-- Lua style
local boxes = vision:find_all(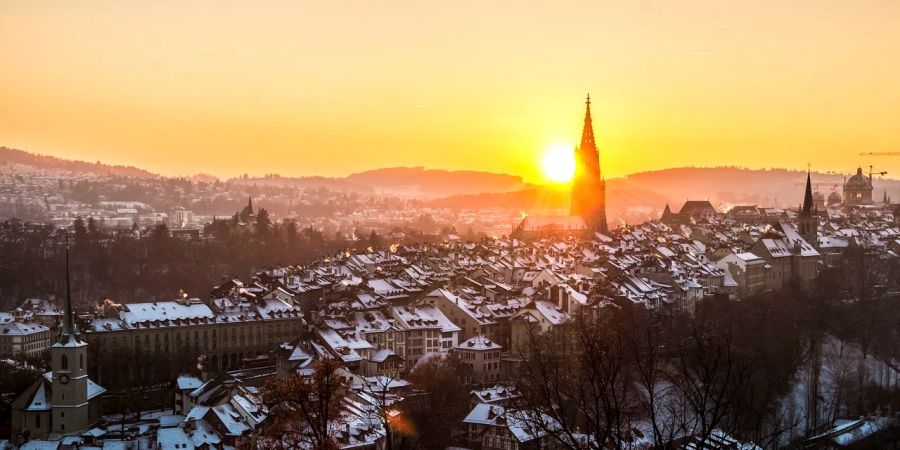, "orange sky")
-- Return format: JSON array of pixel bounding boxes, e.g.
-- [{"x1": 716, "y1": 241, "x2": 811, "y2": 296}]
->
[{"x1": 1, "y1": 1, "x2": 899, "y2": 183}]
